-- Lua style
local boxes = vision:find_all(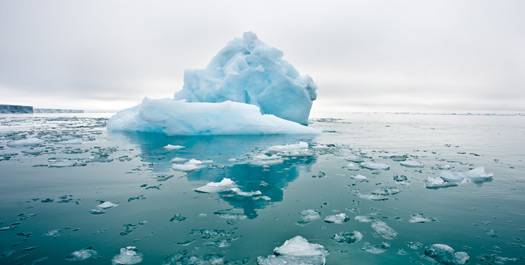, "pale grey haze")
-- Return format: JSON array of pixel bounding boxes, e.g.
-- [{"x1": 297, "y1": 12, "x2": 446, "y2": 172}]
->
[{"x1": 0, "y1": 0, "x2": 524, "y2": 113}]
